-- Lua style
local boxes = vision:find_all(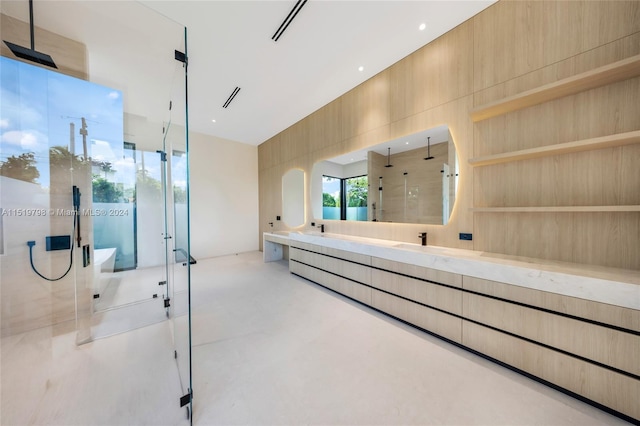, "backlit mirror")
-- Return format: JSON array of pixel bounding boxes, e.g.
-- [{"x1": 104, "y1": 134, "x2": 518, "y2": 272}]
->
[
  {"x1": 311, "y1": 125, "x2": 458, "y2": 225},
  {"x1": 282, "y1": 168, "x2": 305, "y2": 227}
]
